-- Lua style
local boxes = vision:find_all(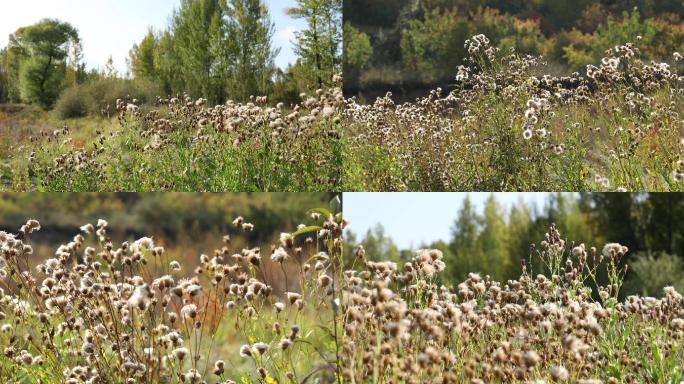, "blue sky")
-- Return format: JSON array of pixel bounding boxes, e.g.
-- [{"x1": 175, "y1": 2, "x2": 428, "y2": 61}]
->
[
  {"x1": 344, "y1": 193, "x2": 570, "y2": 250},
  {"x1": 0, "y1": 0, "x2": 304, "y2": 74}
]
